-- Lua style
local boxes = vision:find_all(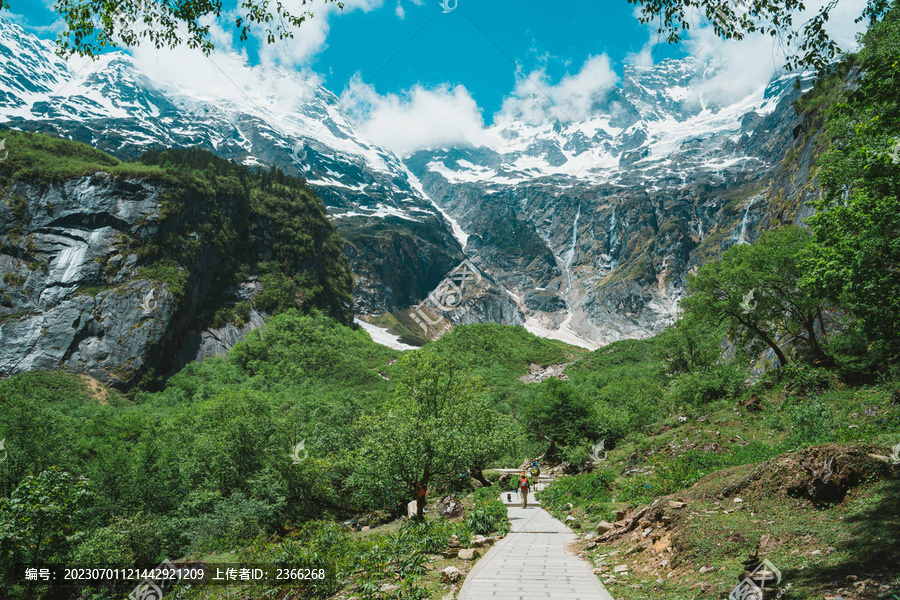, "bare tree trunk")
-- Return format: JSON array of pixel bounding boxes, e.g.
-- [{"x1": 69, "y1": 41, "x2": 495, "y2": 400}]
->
[
  {"x1": 742, "y1": 317, "x2": 789, "y2": 367},
  {"x1": 415, "y1": 493, "x2": 427, "y2": 521},
  {"x1": 470, "y1": 468, "x2": 491, "y2": 487}
]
